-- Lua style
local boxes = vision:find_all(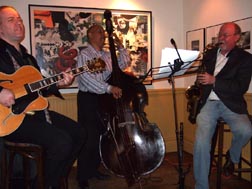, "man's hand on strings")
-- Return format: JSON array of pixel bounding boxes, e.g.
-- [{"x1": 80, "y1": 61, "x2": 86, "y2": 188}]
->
[
  {"x1": 0, "y1": 88, "x2": 15, "y2": 107},
  {"x1": 110, "y1": 86, "x2": 123, "y2": 99},
  {"x1": 57, "y1": 68, "x2": 74, "y2": 88}
]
